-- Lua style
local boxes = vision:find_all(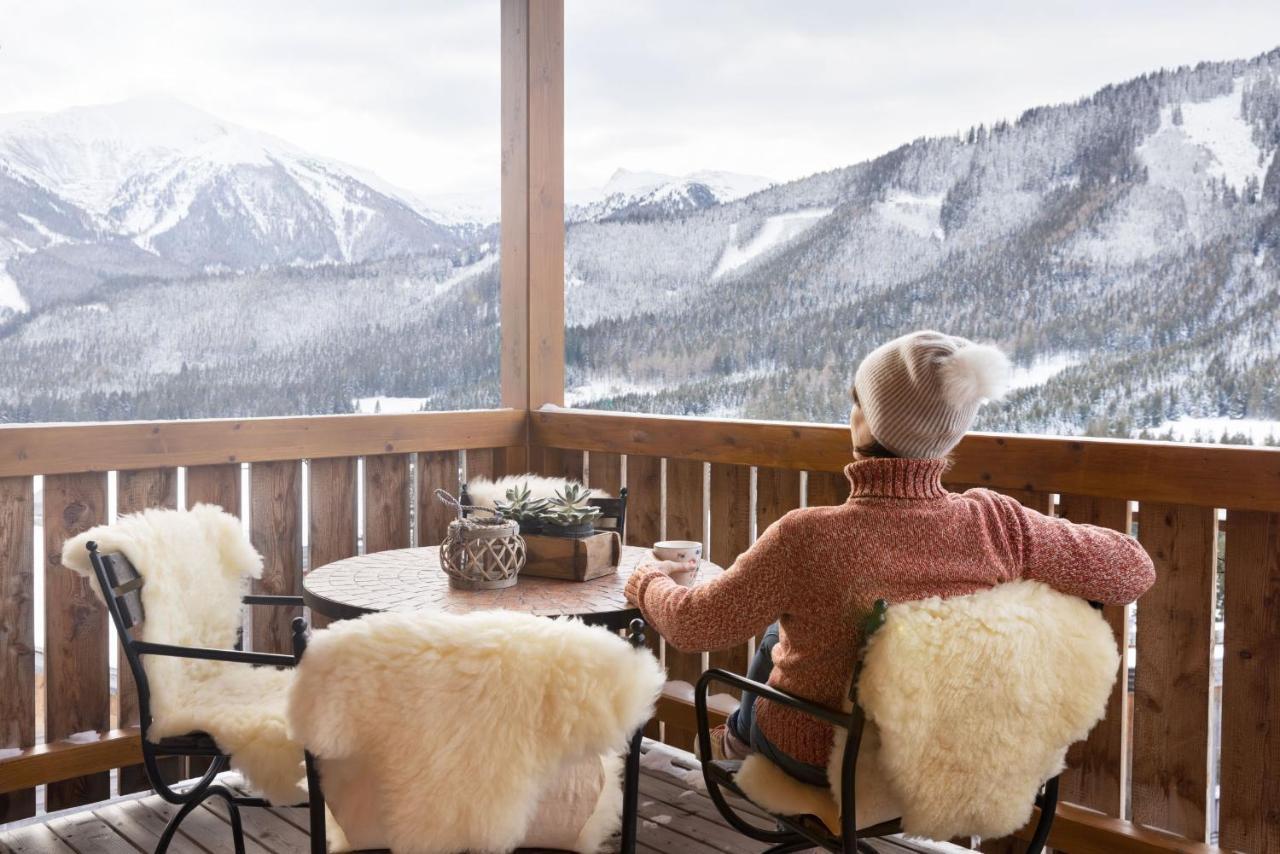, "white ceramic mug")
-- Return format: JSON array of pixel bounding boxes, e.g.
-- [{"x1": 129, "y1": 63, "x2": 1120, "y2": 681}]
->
[{"x1": 653, "y1": 540, "x2": 703, "y2": 585}]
